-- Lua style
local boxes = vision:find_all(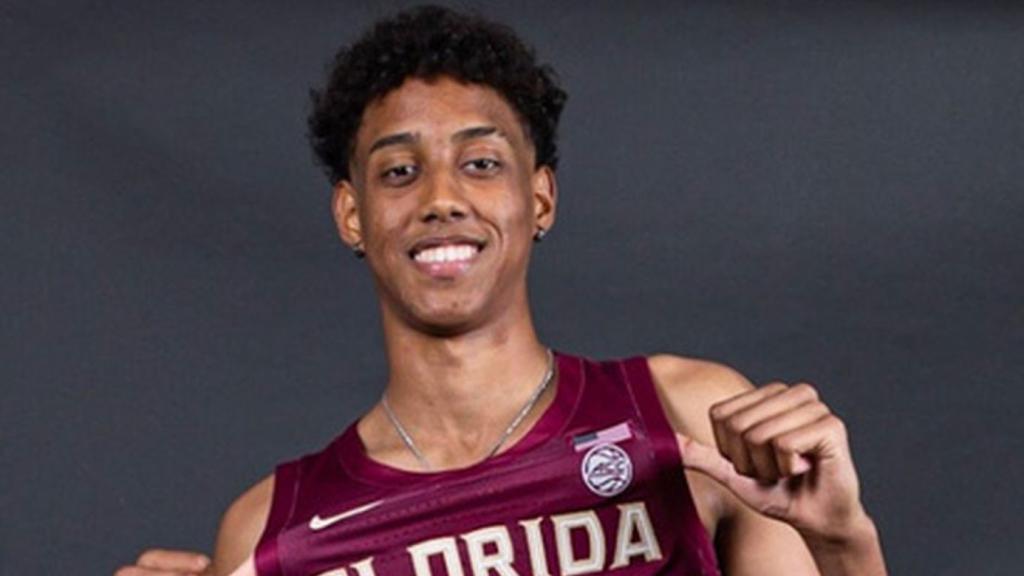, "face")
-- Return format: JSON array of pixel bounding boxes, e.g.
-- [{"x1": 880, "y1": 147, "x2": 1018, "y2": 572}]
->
[{"x1": 333, "y1": 76, "x2": 557, "y2": 335}]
